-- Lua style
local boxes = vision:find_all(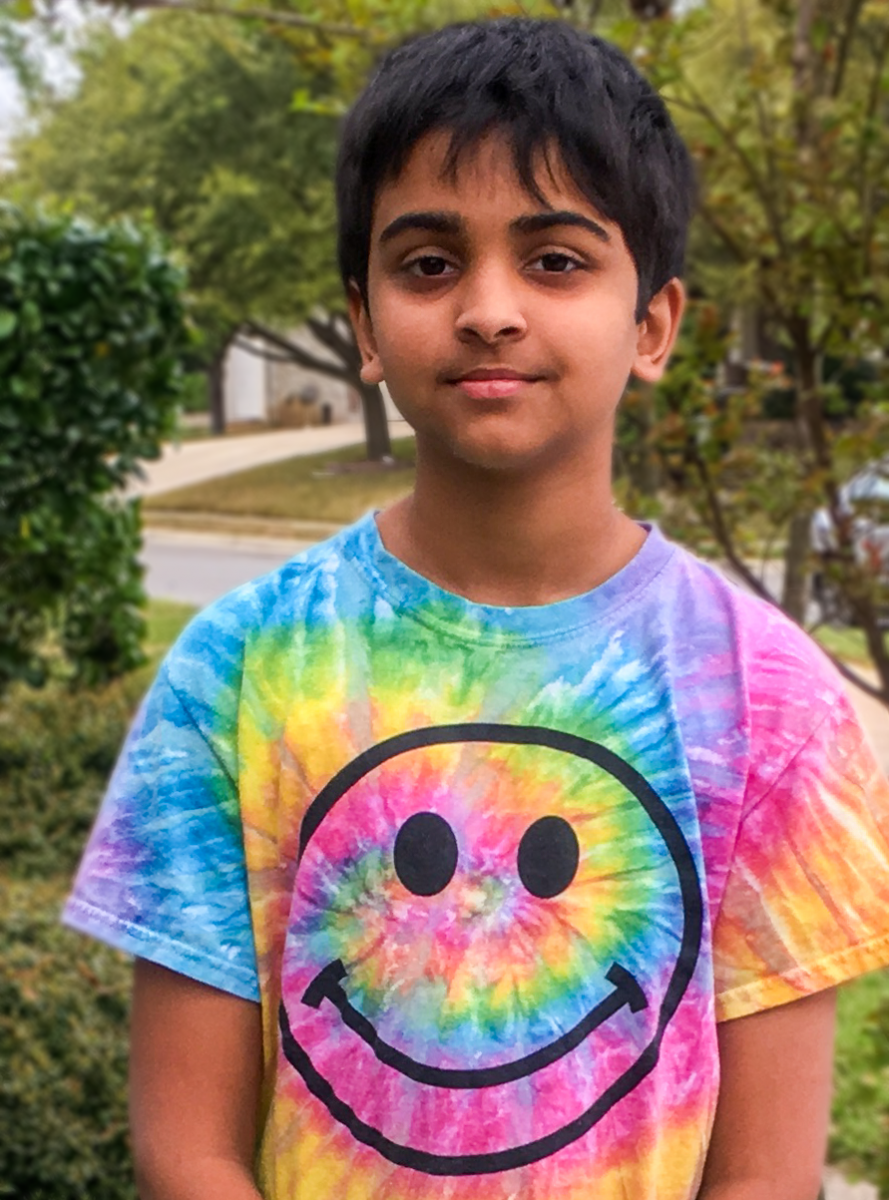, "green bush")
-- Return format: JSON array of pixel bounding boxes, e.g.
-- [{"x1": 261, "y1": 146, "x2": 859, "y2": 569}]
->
[
  {"x1": 831, "y1": 971, "x2": 889, "y2": 1196},
  {"x1": 0, "y1": 601, "x2": 195, "y2": 880},
  {"x1": 0, "y1": 675, "x2": 142, "y2": 879},
  {"x1": 0, "y1": 877, "x2": 134, "y2": 1200},
  {"x1": 0, "y1": 204, "x2": 191, "y2": 691},
  {"x1": 0, "y1": 601, "x2": 194, "y2": 1197}
]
